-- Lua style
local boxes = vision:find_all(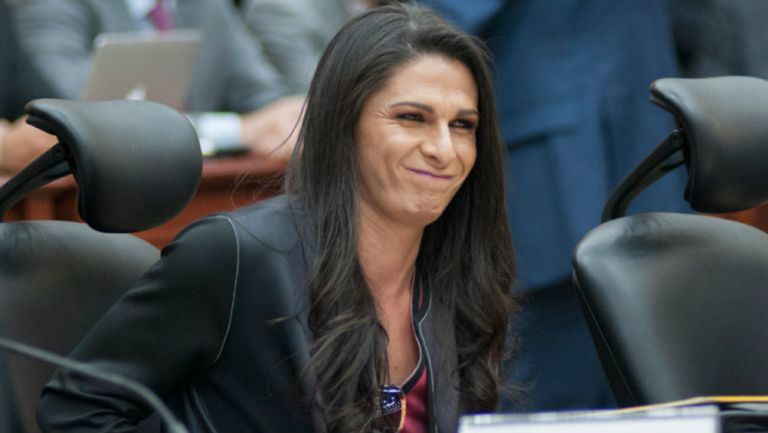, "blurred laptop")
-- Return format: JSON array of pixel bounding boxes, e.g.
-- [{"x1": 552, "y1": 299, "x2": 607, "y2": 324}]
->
[{"x1": 81, "y1": 30, "x2": 201, "y2": 110}]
